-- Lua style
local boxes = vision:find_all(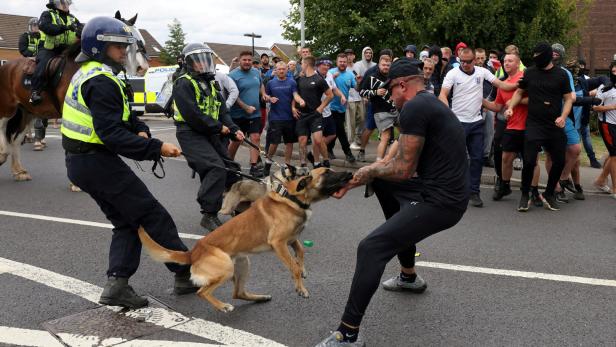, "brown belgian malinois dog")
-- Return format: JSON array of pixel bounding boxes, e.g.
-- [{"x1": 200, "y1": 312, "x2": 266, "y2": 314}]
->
[{"x1": 138, "y1": 167, "x2": 353, "y2": 312}]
